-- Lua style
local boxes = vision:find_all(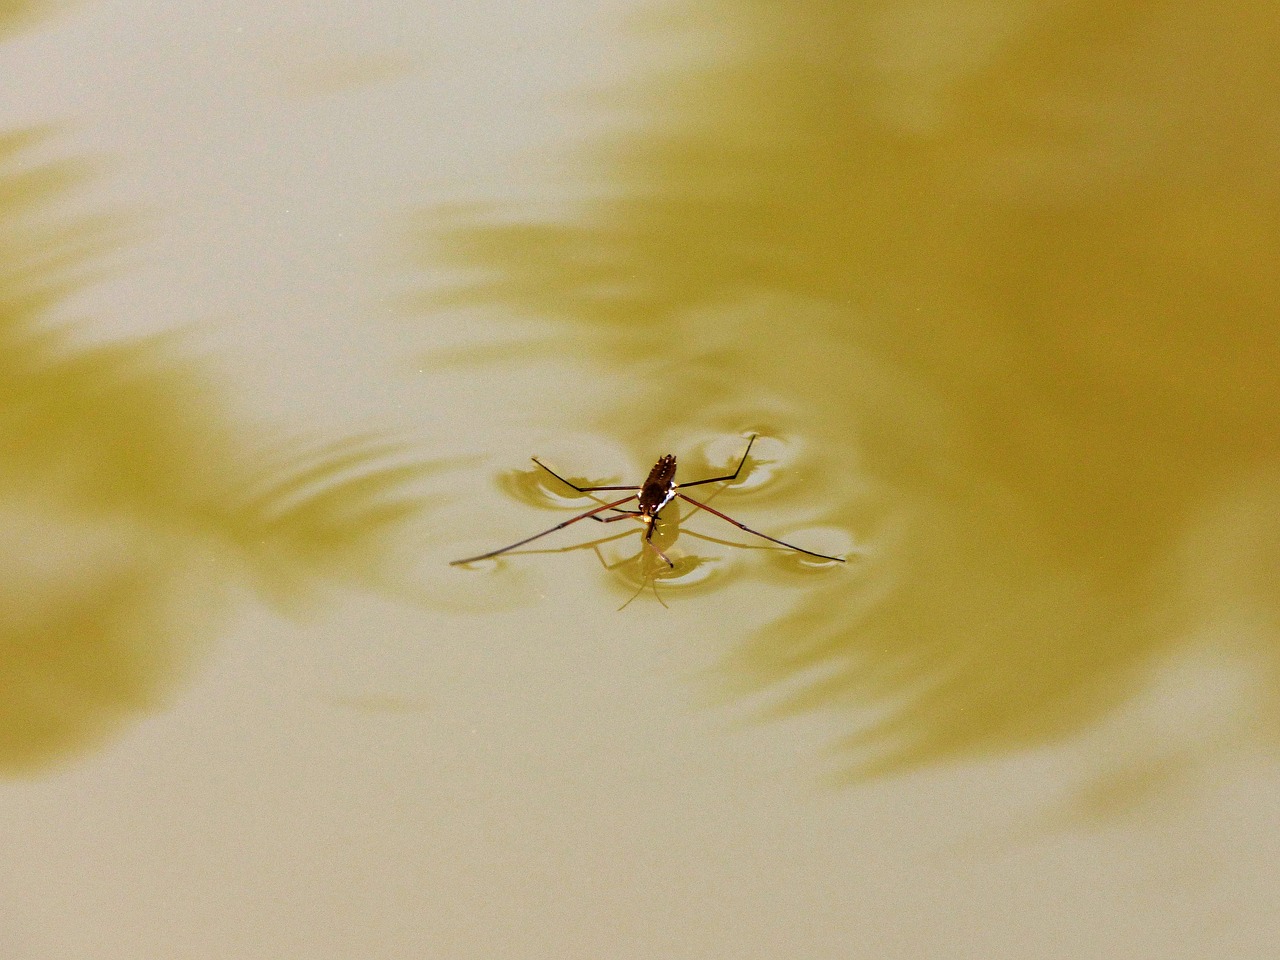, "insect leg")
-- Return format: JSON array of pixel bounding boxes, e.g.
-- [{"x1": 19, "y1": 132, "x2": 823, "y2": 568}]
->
[
  {"x1": 677, "y1": 494, "x2": 845, "y2": 562},
  {"x1": 677, "y1": 434, "x2": 758, "y2": 488},
  {"x1": 450, "y1": 494, "x2": 638, "y2": 565},
  {"x1": 531, "y1": 457, "x2": 641, "y2": 493}
]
